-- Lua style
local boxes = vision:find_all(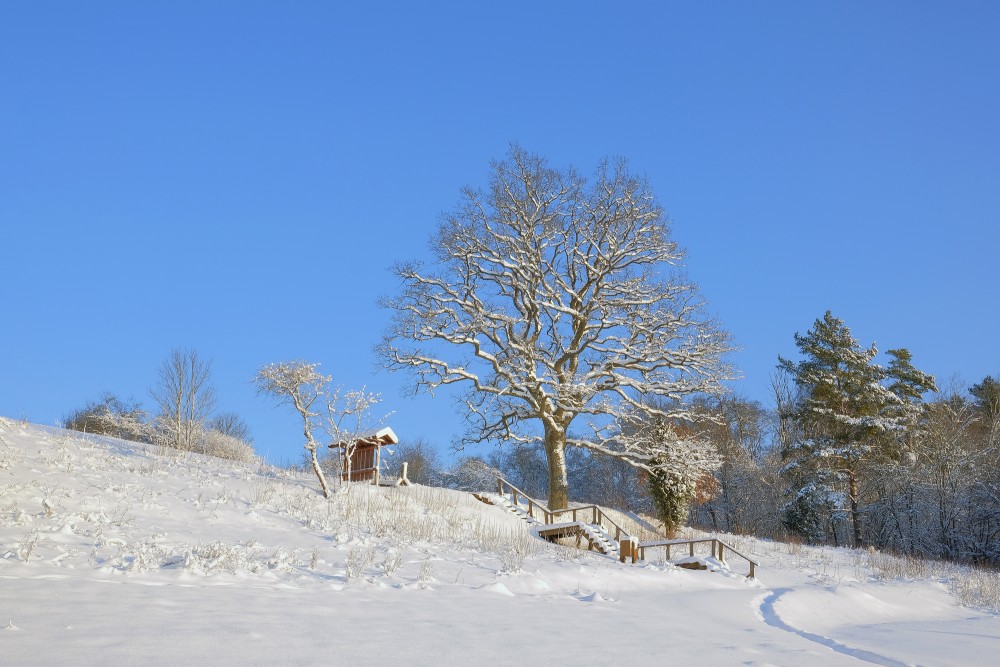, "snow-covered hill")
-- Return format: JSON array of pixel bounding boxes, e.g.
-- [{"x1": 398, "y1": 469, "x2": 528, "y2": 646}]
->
[{"x1": 1, "y1": 418, "x2": 997, "y2": 665}]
